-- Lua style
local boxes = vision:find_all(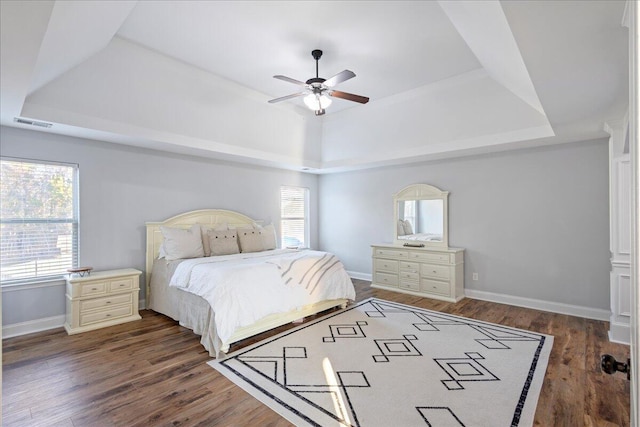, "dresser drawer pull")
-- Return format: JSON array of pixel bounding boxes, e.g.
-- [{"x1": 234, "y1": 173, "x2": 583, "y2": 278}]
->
[
  {"x1": 106, "y1": 301, "x2": 111, "y2": 304},
  {"x1": 91, "y1": 287, "x2": 97, "y2": 291},
  {"x1": 106, "y1": 314, "x2": 111, "y2": 317},
  {"x1": 119, "y1": 284, "x2": 125, "y2": 287}
]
